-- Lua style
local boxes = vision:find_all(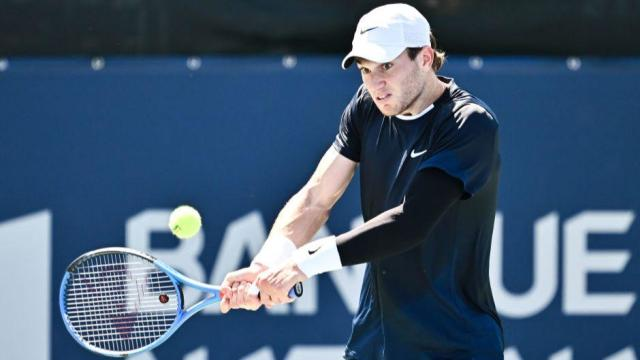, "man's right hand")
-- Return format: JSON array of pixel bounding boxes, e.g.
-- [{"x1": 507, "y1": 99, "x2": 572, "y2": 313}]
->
[{"x1": 219, "y1": 263, "x2": 267, "y2": 314}]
